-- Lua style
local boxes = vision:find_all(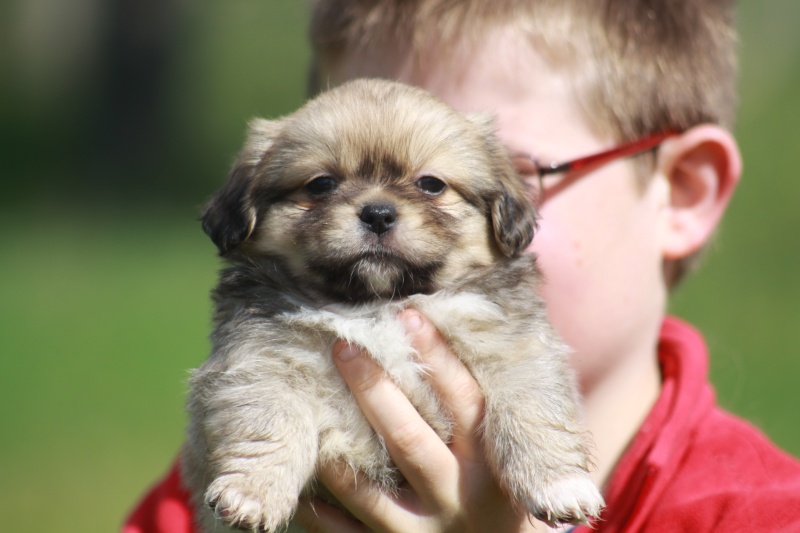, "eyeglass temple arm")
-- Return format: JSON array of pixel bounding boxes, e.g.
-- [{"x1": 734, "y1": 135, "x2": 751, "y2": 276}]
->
[{"x1": 539, "y1": 130, "x2": 680, "y2": 176}]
